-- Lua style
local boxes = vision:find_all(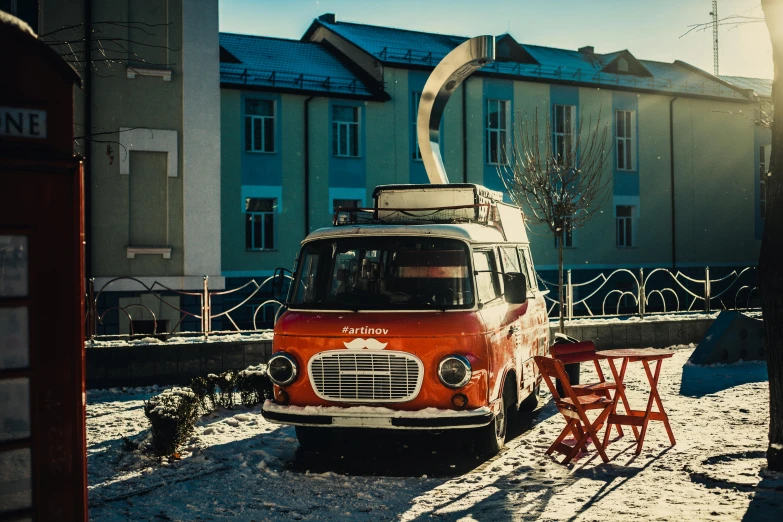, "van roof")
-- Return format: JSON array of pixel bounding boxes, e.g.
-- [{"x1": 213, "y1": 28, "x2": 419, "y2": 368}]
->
[{"x1": 303, "y1": 222, "x2": 517, "y2": 244}]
